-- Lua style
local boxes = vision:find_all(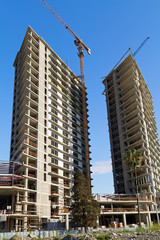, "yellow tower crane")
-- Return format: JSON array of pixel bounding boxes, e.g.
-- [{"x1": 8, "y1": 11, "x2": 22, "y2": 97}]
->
[{"x1": 40, "y1": 0, "x2": 91, "y2": 188}]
